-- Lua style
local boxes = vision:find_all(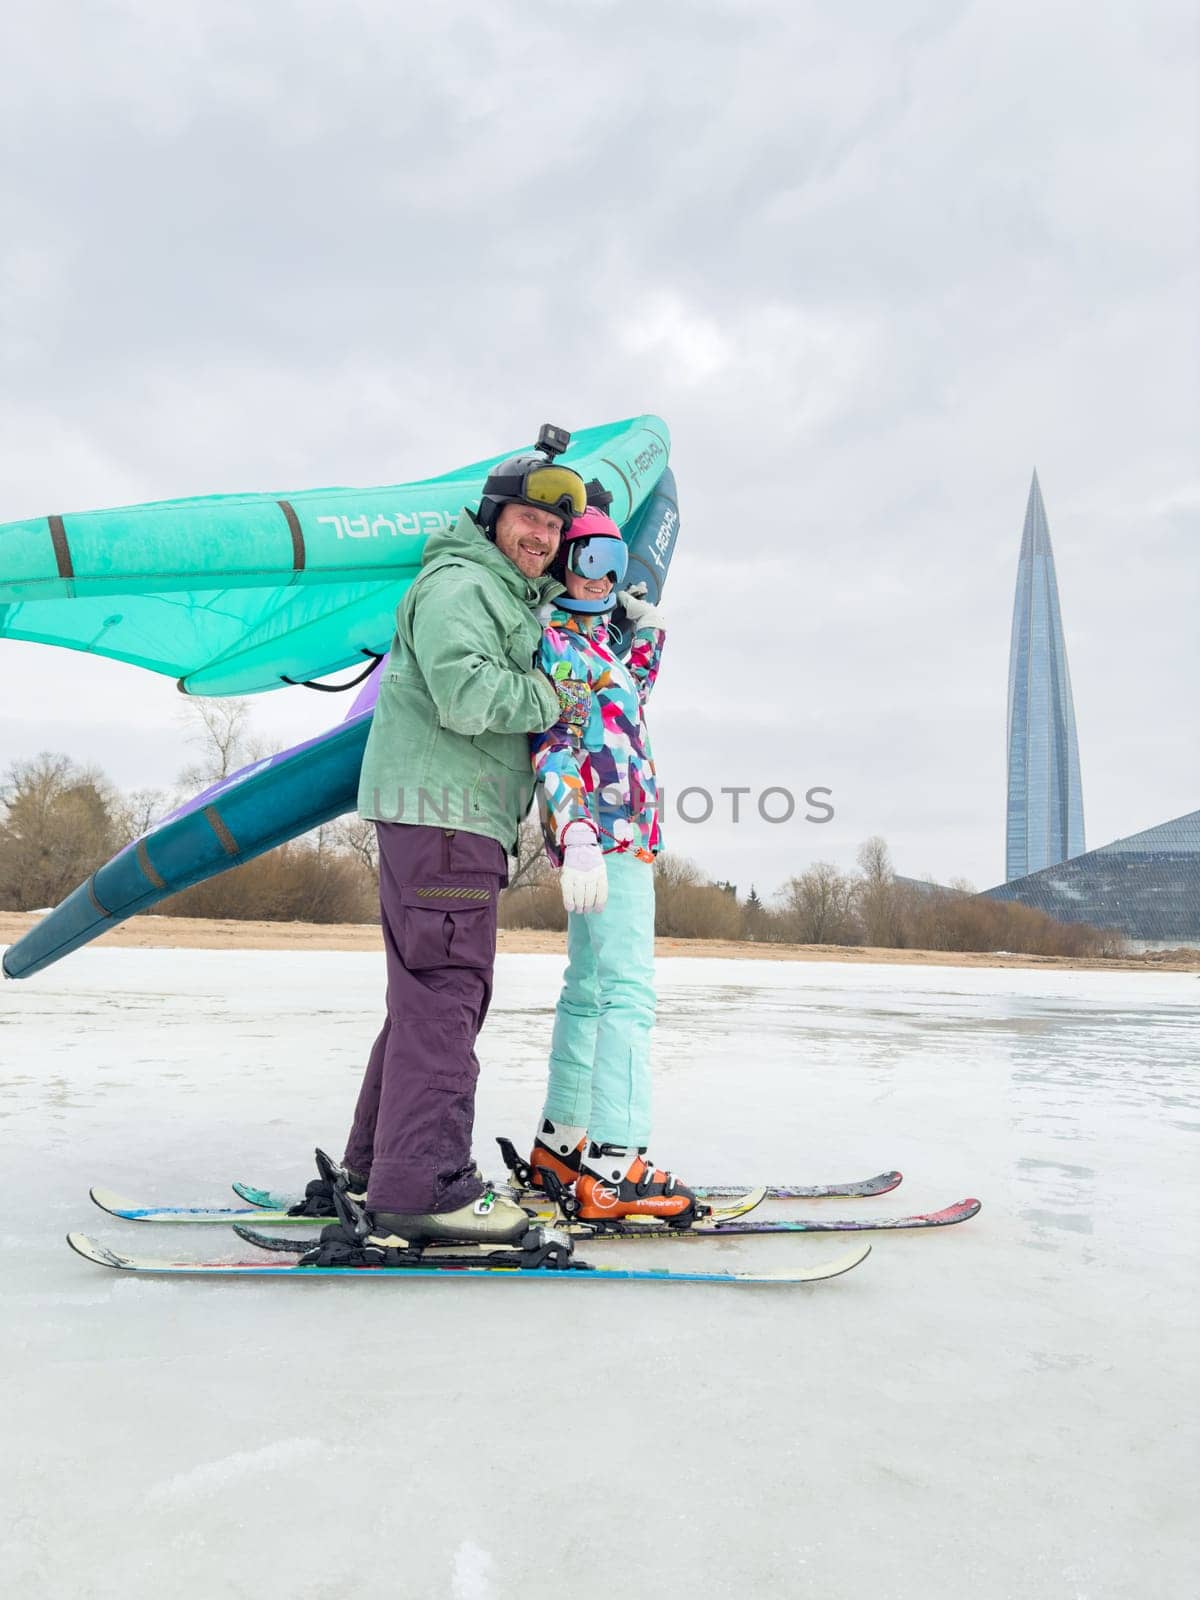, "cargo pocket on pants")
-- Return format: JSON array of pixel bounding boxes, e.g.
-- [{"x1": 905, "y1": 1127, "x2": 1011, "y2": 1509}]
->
[{"x1": 399, "y1": 885, "x2": 497, "y2": 972}]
